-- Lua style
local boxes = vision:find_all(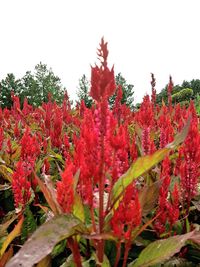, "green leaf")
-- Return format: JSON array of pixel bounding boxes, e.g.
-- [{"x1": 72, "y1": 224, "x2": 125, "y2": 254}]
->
[
  {"x1": 128, "y1": 231, "x2": 200, "y2": 267},
  {"x1": 6, "y1": 214, "x2": 89, "y2": 267},
  {"x1": 48, "y1": 151, "x2": 65, "y2": 165},
  {"x1": 110, "y1": 116, "x2": 191, "y2": 209},
  {"x1": 21, "y1": 206, "x2": 37, "y2": 243},
  {"x1": 51, "y1": 240, "x2": 66, "y2": 258},
  {"x1": 73, "y1": 193, "x2": 85, "y2": 222},
  {"x1": 81, "y1": 253, "x2": 111, "y2": 267},
  {"x1": 10, "y1": 143, "x2": 21, "y2": 162},
  {"x1": 0, "y1": 165, "x2": 13, "y2": 182}
]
